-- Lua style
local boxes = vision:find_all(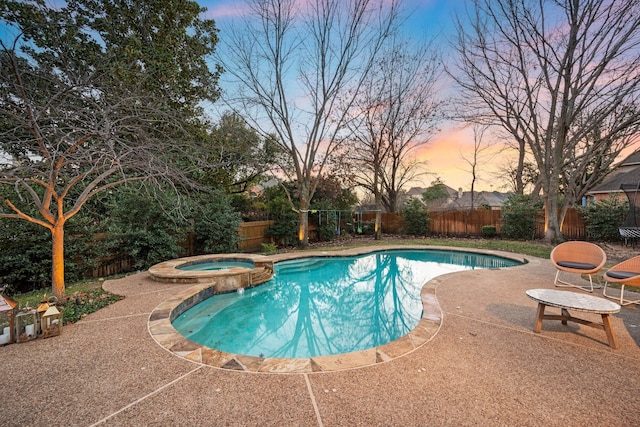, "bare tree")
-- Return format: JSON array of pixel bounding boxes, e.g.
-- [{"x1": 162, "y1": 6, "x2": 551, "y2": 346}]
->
[
  {"x1": 499, "y1": 160, "x2": 541, "y2": 195},
  {"x1": 460, "y1": 124, "x2": 501, "y2": 211},
  {"x1": 0, "y1": 0, "x2": 221, "y2": 299},
  {"x1": 217, "y1": 0, "x2": 400, "y2": 246},
  {"x1": 338, "y1": 36, "x2": 443, "y2": 238},
  {"x1": 451, "y1": 0, "x2": 640, "y2": 242}
]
